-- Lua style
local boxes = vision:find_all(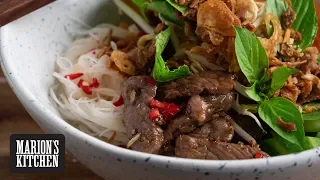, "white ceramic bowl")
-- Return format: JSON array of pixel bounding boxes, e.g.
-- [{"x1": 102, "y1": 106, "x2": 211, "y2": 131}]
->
[{"x1": 1, "y1": 1, "x2": 320, "y2": 179}]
